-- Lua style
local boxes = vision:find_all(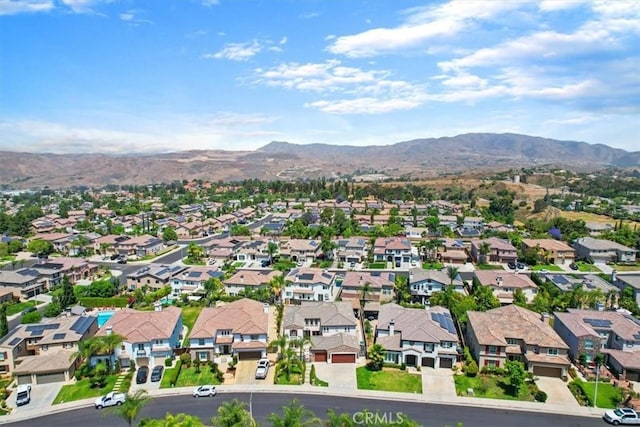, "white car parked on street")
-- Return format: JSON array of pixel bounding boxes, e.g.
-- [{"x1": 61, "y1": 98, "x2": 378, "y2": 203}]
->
[{"x1": 192, "y1": 385, "x2": 217, "y2": 397}]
